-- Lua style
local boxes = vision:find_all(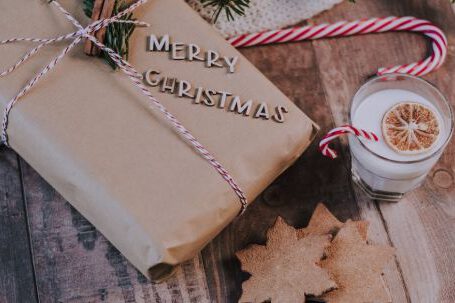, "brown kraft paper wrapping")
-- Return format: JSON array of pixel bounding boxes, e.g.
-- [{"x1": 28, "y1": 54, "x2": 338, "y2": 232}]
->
[{"x1": 0, "y1": 0, "x2": 318, "y2": 280}]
